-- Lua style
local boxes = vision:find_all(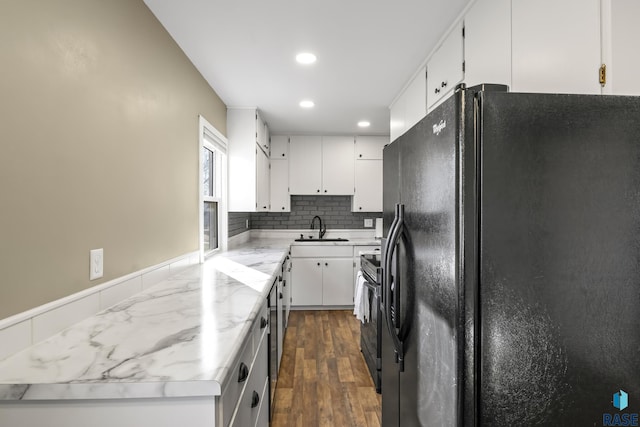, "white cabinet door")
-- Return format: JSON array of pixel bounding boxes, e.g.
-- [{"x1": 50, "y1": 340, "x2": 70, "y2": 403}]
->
[
  {"x1": 255, "y1": 147, "x2": 270, "y2": 211},
  {"x1": 228, "y1": 108, "x2": 258, "y2": 212},
  {"x1": 321, "y1": 136, "x2": 354, "y2": 195},
  {"x1": 464, "y1": 0, "x2": 511, "y2": 89},
  {"x1": 322, "y1": 258, "x2": 354, "y2": 306},
  {"x1": 390, "y1": 91, "x2": 406, "y2": 143},
  {"x1": 353, "y1": 160, "x2": 382, "y2": 212},
  {"x1": 289, "y1": 136, "x2": 322, "y2": 195},
  {"x1": 511, "y1": 0, "x2": 601, "y2": 94},
  {"x1": 270, "y1": 135, "x2": 289, "y2": 159},
  {"x1": 389, "y1": 68, "x2": 426, "y2": 142},
  {"x1": 604, "y1": 0, "x2": 640, "y2": 95},
  {"x1": 427, "y1": 21, "x2": 464, "y2": 110},
  {"x1": 269, "y1": 159, "x2": 290, "y2": 212},
  {"x1": 404, "y1": 67, "x2": 428, "y2": 130},
  {"x1": 355, "y1": 136, "x2": 387, "y2": 160},
  {"x1": 291, "y1": 258, "x2": 323, "y2": 306},
  {"x1": 256, "y1": 111, "x2": 269, "y2": 155}
]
